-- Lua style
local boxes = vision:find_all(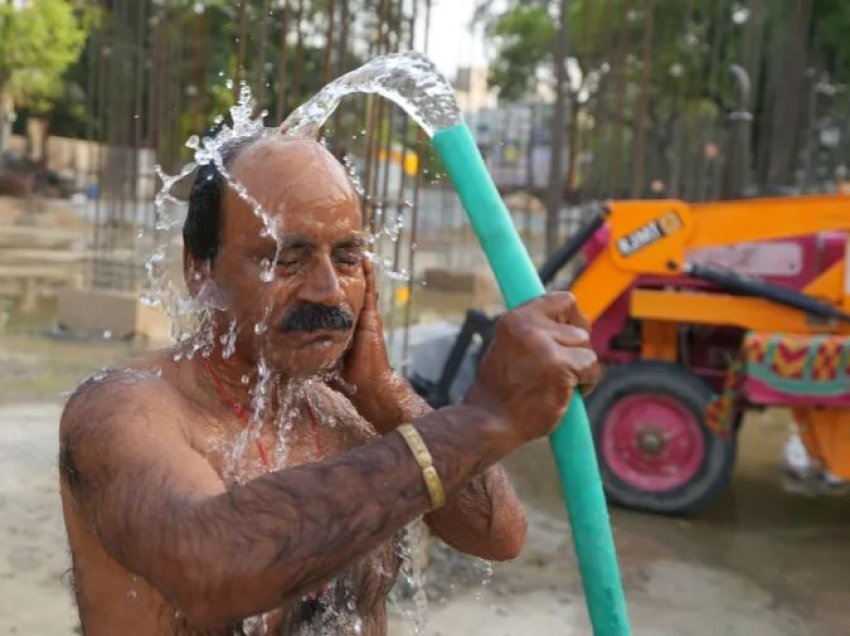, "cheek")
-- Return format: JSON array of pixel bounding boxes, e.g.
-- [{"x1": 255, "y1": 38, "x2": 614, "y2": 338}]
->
[{"x1": 343, "y1": 275, "x2": 366, "y2": 313}]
